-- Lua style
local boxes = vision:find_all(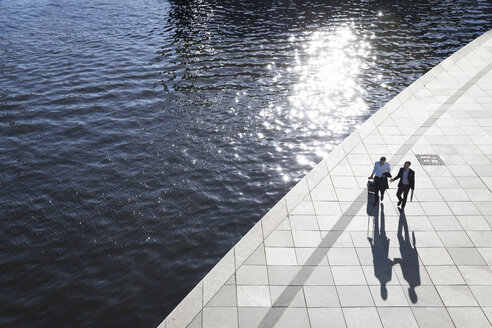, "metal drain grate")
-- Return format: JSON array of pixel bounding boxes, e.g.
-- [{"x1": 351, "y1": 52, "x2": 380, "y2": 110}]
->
[{"x1": 415, "y1": 154, "x2": 445, "y2": 166}]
